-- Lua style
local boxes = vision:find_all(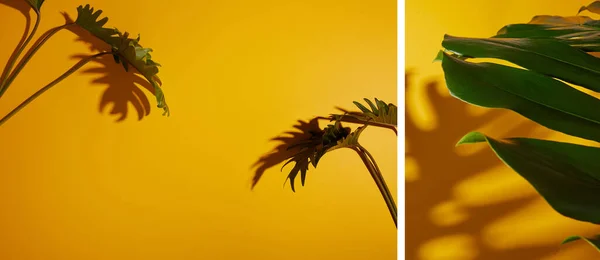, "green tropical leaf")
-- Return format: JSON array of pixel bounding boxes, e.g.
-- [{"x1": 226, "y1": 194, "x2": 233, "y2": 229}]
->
[
  {"x1": 562, "y1": 235, "x2": 600, "y2": 251},
  {"x1": 25, "y1": 0, "x2": 44, "y2": 12},
  {"x1": 441, "y1": 35, "x2": 600, "y2": 93},
  {"x1": 579, "y1": 1, "x2": 600, "y2": 15},
  {"x1": 313, "y1": 125, "x2": 366, "y2": 164},
  {"x1": 277, "y1": 120, "x2": 349, "y2": 191},
  {"x1": 491, "y1": 12, "x2": 600, "y2": 52},
  {"x1": 457, "y1": 131, "x2": 600, "y2": 224},
  {"x1": 327, "y1": 98, "x2": 397, "y2": 135},
  {"x1": 440, "y1": 52, "x2": 600, "y2": 143},
  {"x1": 74, "y1": 4, "x2": 169, "y2": 116}
]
